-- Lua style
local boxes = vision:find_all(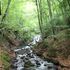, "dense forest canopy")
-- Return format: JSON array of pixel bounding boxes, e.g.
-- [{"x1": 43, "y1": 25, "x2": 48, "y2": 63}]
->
[
  {"x1": 1, "y1": 0, "x2": 70, "y2": 40},
  {"x1": 0, "y1": 0, "x2": 70, "y2": 52},
  {"x1": 1, "y1": 0, "x2": 41, "y2": 41}
]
